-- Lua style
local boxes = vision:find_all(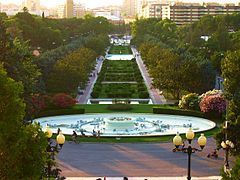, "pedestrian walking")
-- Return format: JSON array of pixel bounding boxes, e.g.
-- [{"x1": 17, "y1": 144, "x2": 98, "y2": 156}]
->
[
  {"x1": 93, "y1": 129, "x2": 97, "y2": 137},
  {"x1": 57, "y1": 128, "x2": 61, "y2": 135},
  {"x1": 72, "y1": 131, "x2": 78, "y2": 143},
  {"x1": 97, "y1": 130, "x2": 101, "y2": 139}
]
